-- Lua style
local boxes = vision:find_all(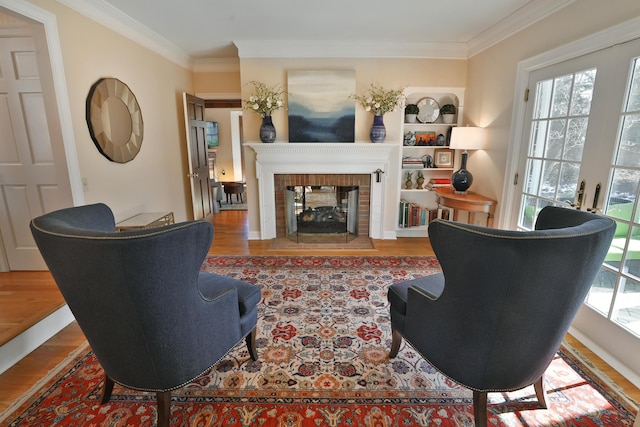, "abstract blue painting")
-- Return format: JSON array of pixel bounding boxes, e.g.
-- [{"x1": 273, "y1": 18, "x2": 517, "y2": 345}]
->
[{"x1": 287, "y1": 70, "x2": 355, "y2": 142}]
